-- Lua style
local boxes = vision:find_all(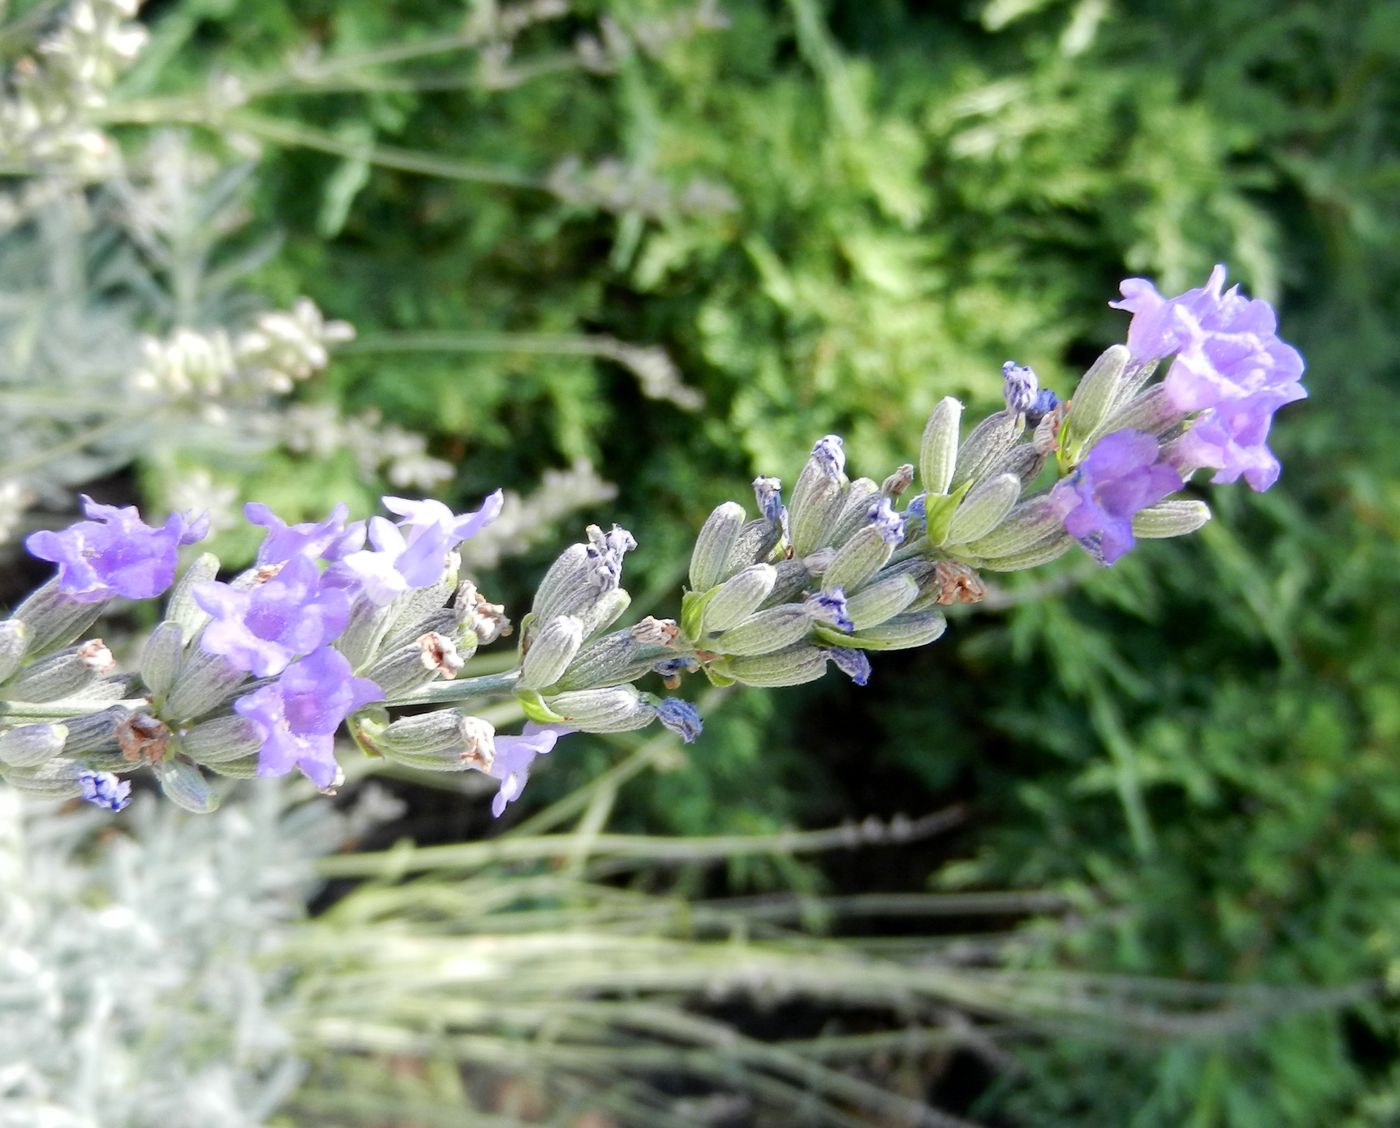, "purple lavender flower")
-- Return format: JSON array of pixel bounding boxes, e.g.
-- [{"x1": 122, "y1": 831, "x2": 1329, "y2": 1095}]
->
[
  {"x1": 195, "y1": 554, "x2": 354, "y2": 676},
  {"x1": 77, "y1": 769, "x2": 131, "y2": 812},
  {"x1": 331, "y1": 492, "x2": 504, "y2": 606},
  {"x1": 866, "y1": 497, "x2": 906, "y2": 545},
  {"x1": 805, "y1": 588, "x2": 854, "y2": 632},
  {"x1": 382, "y1": 490, "x2": 504, "y2": 547},
  {"x1": 488, "y1": 722, "x2": 574, "y2": 817},
  {"x1": 829, "y1": 647, "x2": 871, "y2": 686},
  {"x1": 233, "y1": 646, "x2": 381, "y2": 789},
  {"x1": 26, "y1": 496, "x2": 208, "y2": 604},
  {"x1": 1051, "y1": 430, "x2": 1182, "y2": 565},
  {"x1": 247, "y1": 502, "x2": 364, "y2": 564},
  {"x1": 1111, "y1": 265, "x2": 1306, "y2": 491},
  {"x1": 1002, "y1": 361, "x2": 1039, "y2": 415},
  {"x1": 656, "y1": 698, "x2": 703, "y2": 743}
]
